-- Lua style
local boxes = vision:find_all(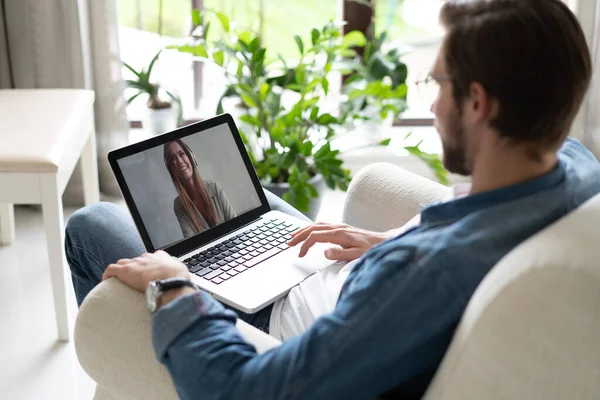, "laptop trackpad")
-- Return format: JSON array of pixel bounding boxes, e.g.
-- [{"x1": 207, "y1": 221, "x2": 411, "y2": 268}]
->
[{"x1": 288, "y1": 242, "x2": 339, "y2": 274}]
